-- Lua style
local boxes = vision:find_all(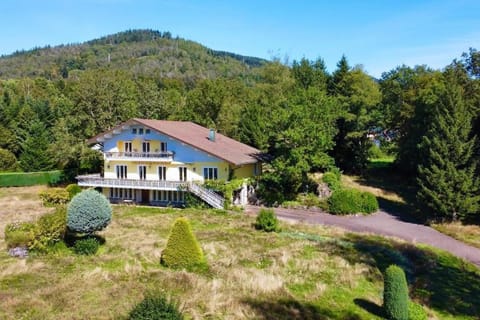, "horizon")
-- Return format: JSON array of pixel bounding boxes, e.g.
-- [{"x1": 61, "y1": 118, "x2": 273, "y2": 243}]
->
[{"x1": 1, "y1": 0, "x2": 479, "y2": 78}]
